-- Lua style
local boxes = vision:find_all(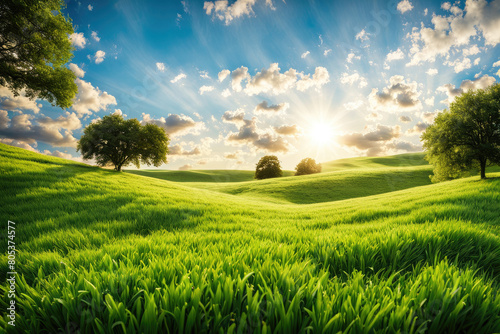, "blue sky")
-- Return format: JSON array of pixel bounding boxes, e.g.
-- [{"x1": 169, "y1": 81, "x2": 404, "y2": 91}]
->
[{"x1": 1, "y1": 0, "x2": 500, "y2": 170}]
